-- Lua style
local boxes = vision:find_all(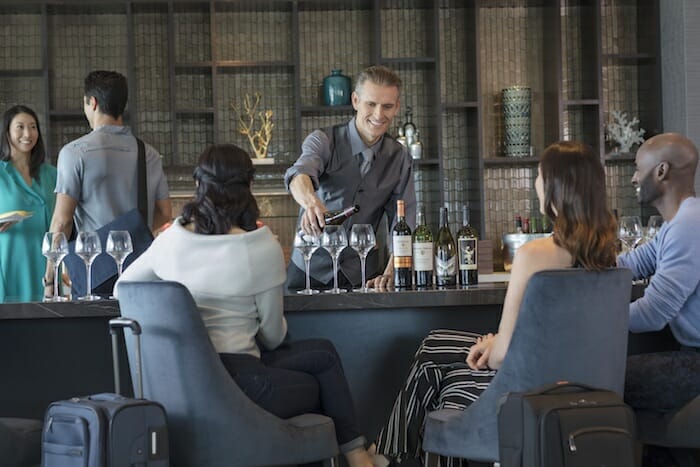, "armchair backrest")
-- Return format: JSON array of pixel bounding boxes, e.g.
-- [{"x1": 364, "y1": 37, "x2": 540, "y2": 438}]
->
[
  {"x1": 117, "y1": 280, "x2": 338, "y2": 466},
  {"x1": 423, "y1": 267, "x2": 633, "y2": 462}
]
